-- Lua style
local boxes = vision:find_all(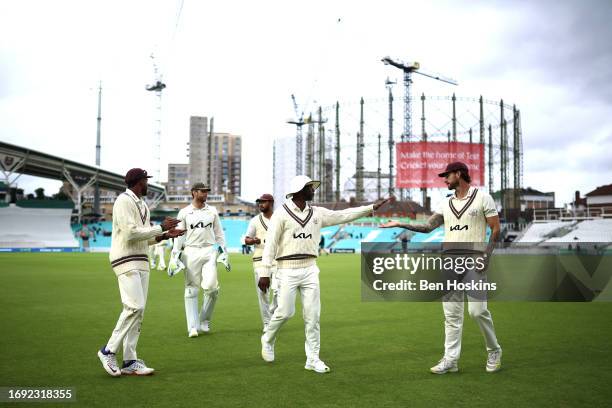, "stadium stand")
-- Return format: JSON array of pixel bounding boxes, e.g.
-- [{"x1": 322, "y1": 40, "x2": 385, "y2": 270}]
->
[
  {"x1": 515, "y1": 221, "x2": 576, "y2": 243},
  {"x1": 544, "y1": 219, "x2": 612, "y2": 243},
  {"x1": 70, "y1": 218, "x2": 252, "y2": 252},
  {"x1": 0, "y1": 202, "x2": 79, "y2": 250}
]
